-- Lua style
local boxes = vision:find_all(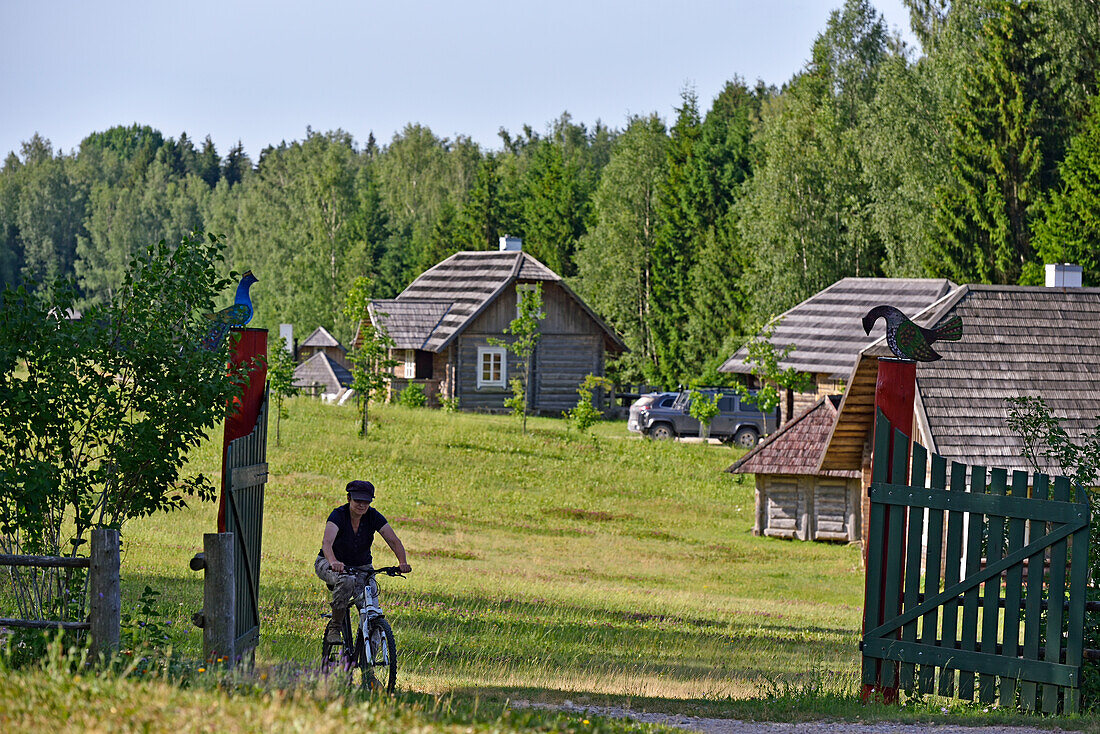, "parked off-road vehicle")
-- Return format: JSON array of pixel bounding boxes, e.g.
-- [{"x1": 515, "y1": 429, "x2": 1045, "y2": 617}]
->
[{"x1": 636, "y1": 389, "x2": 777, "y2": 447}]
